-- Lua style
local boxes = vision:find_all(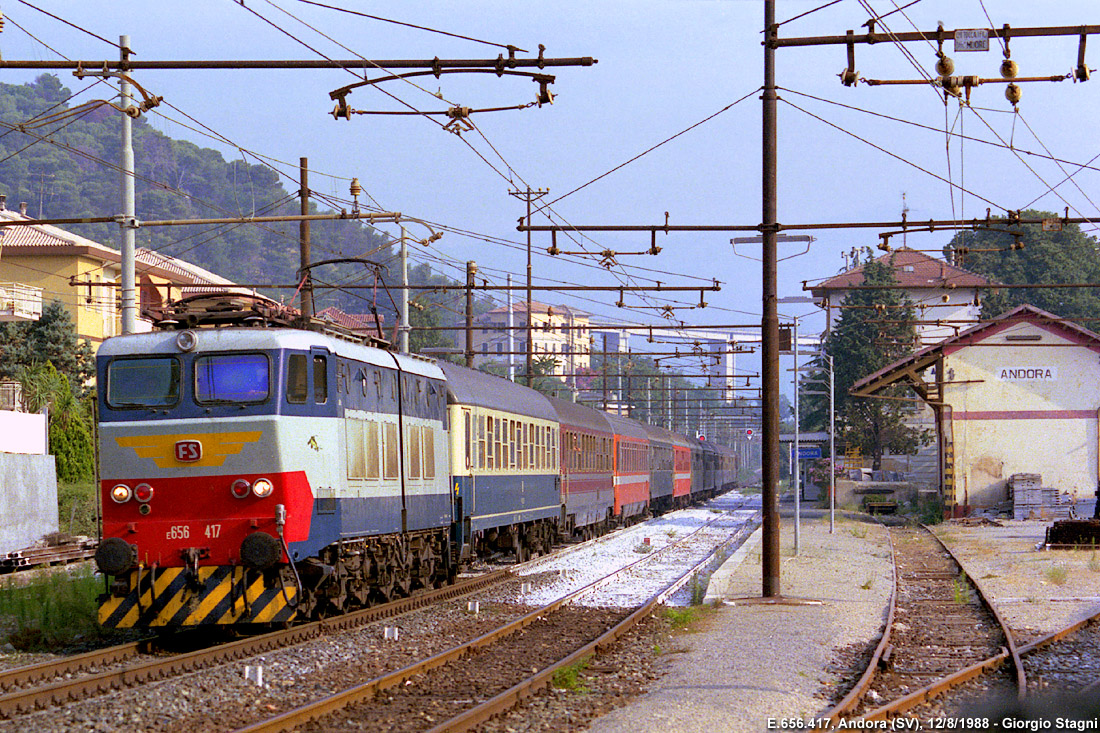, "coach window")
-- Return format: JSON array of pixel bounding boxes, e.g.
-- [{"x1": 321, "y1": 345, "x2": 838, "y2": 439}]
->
[
  {"x1": 286, "y1": 354, "x2": 308, "y2": 404},
  {"x1": 463, "y1": 410, "x2": 472, "y2": 470},
  {"x1": 313, "y1": 355, "x2": 328, "y2": 404}
]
